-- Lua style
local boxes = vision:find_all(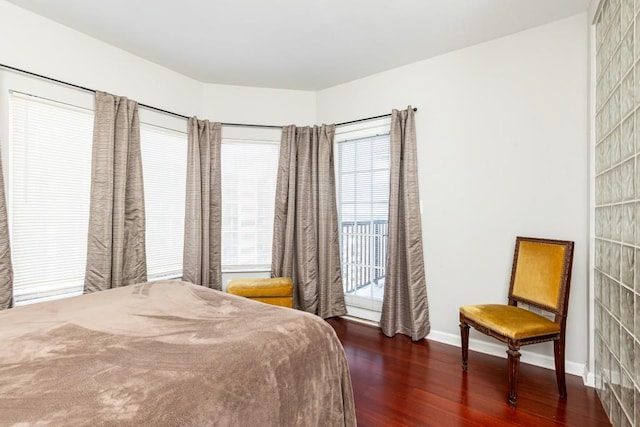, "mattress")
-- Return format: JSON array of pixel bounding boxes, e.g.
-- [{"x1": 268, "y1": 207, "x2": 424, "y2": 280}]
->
[{"x1": 0, "y1": 280, "x2": 356, "y2": 426}]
